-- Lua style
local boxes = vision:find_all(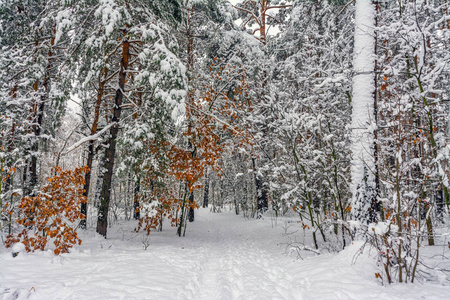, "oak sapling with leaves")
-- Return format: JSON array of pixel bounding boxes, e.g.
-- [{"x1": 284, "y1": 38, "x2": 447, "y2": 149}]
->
[{"x1": 5, "y1": 166, "x2": 88, "y2": 255}]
